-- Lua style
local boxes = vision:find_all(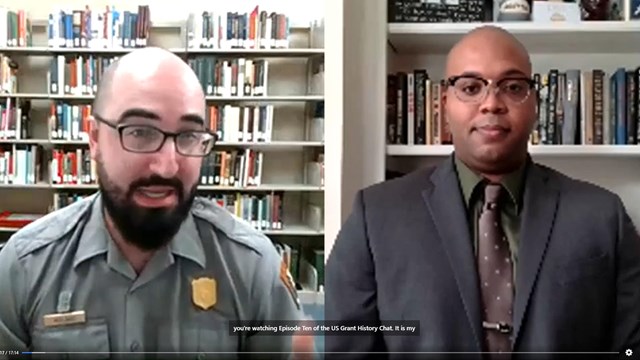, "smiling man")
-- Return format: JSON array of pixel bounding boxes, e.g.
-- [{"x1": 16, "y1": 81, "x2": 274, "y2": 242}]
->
[
  {"x1": 325, "y1": 26, "x2": 640, "y2": 358},
  {"x1": 0, "y1": 47, "x2": 304, "y2": 356}
]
